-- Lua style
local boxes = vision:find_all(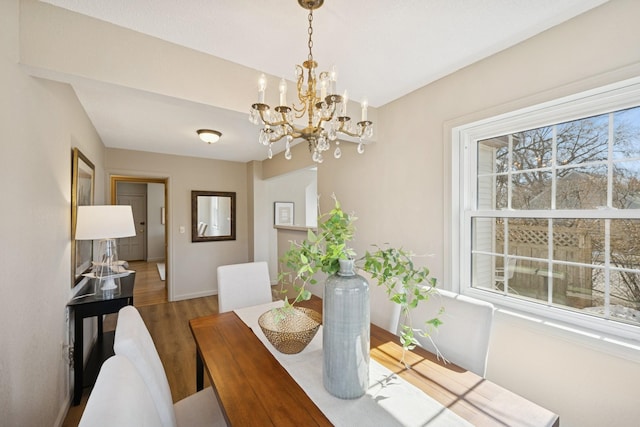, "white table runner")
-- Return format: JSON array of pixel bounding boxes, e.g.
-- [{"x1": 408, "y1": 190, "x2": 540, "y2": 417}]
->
[{"x1": 234, "y1": 301, "x2": 472, "y2": 427}]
